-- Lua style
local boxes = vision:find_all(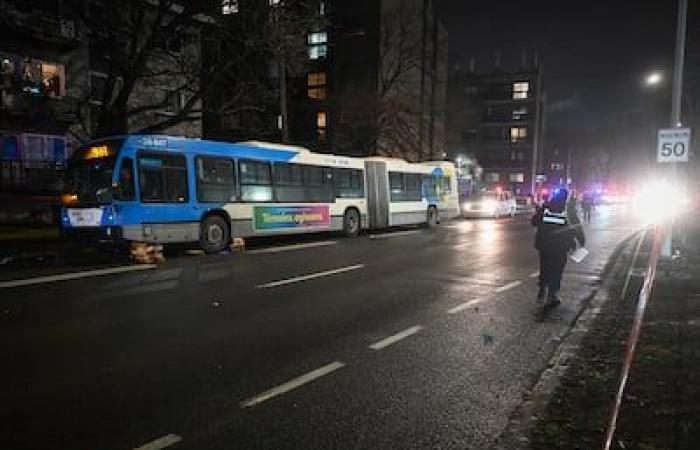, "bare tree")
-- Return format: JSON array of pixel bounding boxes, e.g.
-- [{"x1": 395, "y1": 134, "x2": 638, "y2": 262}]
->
[
  {"x1": 65, "y1": 0, "x2": 322, "y2": 143},
  {"x1": 375, "y1": 1, "x2": 425, "y2": 161},
  {"x1": 265, "y1": 0, "x2": 326, "y2": 142}
]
